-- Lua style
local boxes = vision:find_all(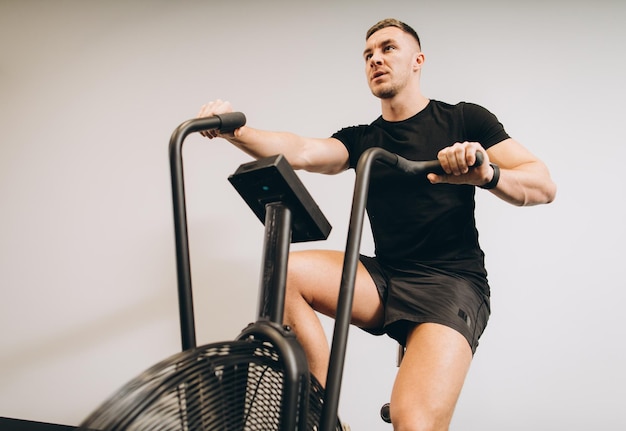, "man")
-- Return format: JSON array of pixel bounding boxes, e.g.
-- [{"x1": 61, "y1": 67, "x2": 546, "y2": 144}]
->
[{"x1": 198, "y1": 18, "x2": 556, "y2": 431}]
